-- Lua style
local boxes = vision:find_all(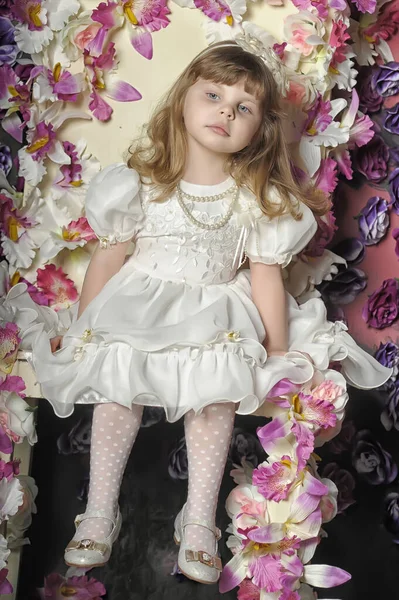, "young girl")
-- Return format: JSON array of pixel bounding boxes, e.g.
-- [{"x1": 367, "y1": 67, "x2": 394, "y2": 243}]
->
[{"x1": 28, "y1": 41, "x2": 391, "y2": 585}]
